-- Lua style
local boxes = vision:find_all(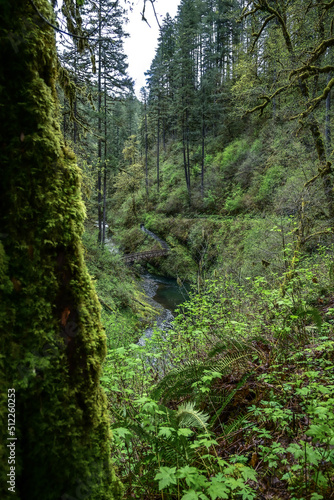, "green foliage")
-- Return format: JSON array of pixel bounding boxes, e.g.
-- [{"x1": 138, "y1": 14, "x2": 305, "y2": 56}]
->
[
  {"x1": 103, "y1": 335, "x2": 258, "y2": 498},
  {"x1": 224, "y1": 185, "x2": 244, "y2": 213},
  {"x1": 100, "y1": 248, "x2": 334, "y2": 498},
  {"x1": 219, "y1": 139, "x2": 248, "y2": 172},
  {"x1": 256, "y1": 165, "x2": 285, "y2": 206},
  {"x1": 247, "y1": 339, "x2": 334, "y2": 499},
  {"x1": 83, "y1": 229, "x2": 134, "y2": 309}
]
